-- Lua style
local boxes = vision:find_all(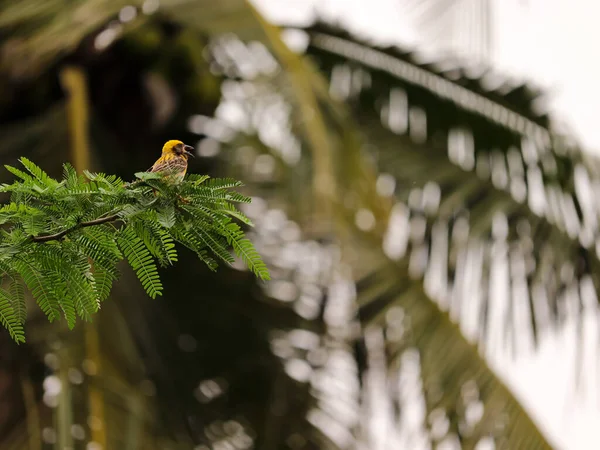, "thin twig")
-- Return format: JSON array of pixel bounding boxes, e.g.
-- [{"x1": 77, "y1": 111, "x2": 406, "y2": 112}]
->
[{"x1": 31, "y1": 214, "x2": 120, "y2": 243}]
